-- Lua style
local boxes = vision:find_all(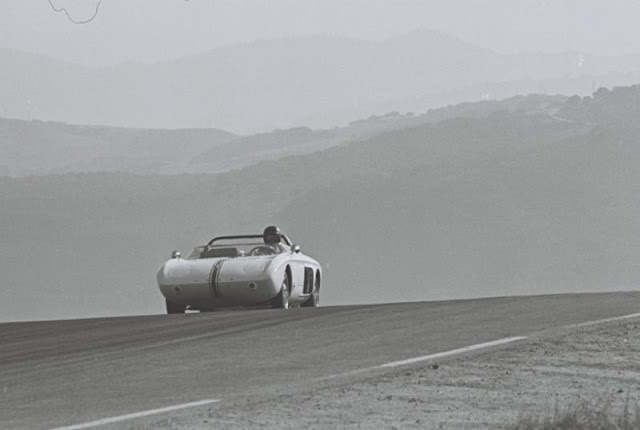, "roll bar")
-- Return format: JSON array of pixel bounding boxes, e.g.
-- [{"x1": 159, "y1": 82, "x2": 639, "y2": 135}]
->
[{"x1": 207, "y1": 234, "x2": 293, "y2": 246}]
